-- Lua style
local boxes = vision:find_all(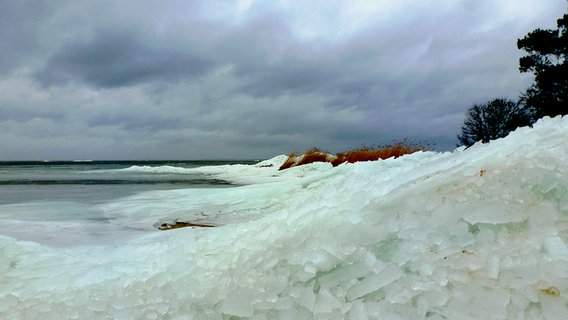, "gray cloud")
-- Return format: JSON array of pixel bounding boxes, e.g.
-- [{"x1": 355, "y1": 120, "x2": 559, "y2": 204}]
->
[
  {"x1": 0, "y1": 0, "x2": 566, "y2": 160},
  {"x1": 0, "y1": 1, "x2": 60, "y2": 74},
  {"x1": 36, "y1": 30, "x2": 215, "y2": 88}
]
